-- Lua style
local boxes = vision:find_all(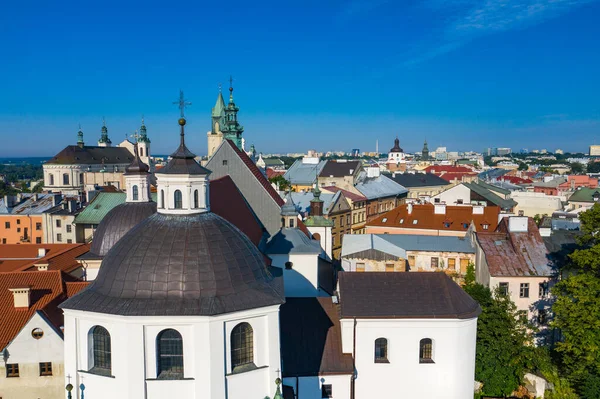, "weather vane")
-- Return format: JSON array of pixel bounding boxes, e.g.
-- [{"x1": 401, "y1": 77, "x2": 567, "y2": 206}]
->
[{"x1": 173, "y1": 90, "x2": 191, "y2": 118}]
